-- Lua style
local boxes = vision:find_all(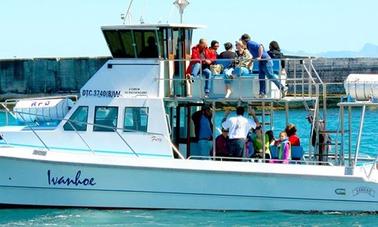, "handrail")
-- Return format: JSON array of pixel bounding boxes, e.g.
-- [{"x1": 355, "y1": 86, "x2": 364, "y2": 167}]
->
[
  {"x1": 113, "y1": 128, "x2": 139, "y2": 157},
  {"x1": 6, "y1": 108, "x2": 50, "y2": 151},
  {"x1": 368, "y1": 156, "x2": 378, "y2": 178},
  {"x1": 310, "y1": 60, "x2": 324, "y2": 84},
  {"x1": 0, "y1": 108, "x2": 184, "y2": 159},
  {"x1": 65, "y1": 120, "x2": 94, "y2": 154},
  {"x1": 188, "y1": 155, "x2": 334, "y2": 166},
  {"x1": 353, "y1": 105, "x2": 366, "y2": 167},
  {"x1": 302, "y1": 63, "x2": 316, "y2": 84},
  {"x1": 161, "y1": 57, "x2": 322, "y2": 101}
]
